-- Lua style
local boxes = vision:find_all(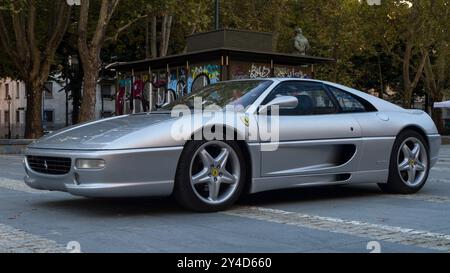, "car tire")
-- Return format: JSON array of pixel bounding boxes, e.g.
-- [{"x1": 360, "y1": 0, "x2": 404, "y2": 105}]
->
[
  {"x1": 173, "y1": 140, "x2": 246, "y2": 212},
  {"x1": 378, "y1": 130, "x2": 430, "y2": 194}
]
